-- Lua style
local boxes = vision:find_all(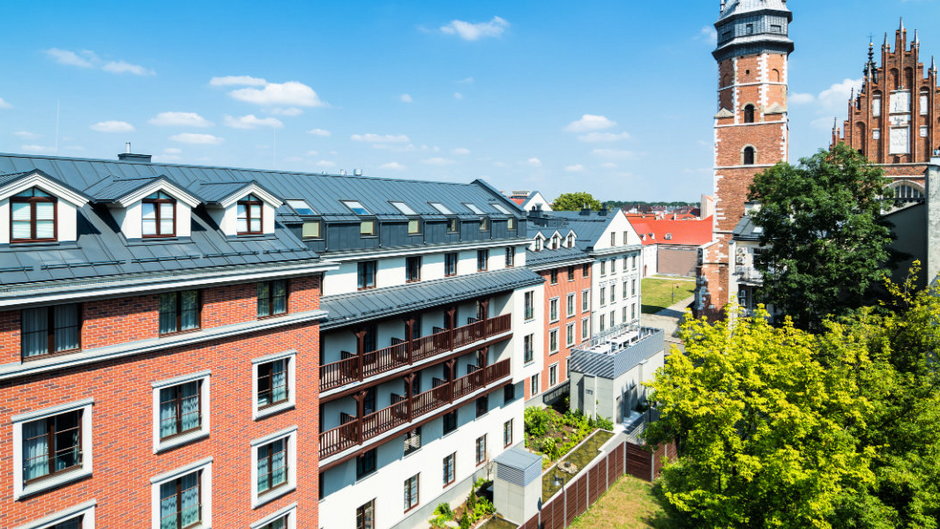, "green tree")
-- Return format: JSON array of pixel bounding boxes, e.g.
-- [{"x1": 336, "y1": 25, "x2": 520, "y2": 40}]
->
[
  {"x1": 553, "y1": 192, "x2": 602, "y2": 211},
  {"x1": 748, "y1": 143, "x2": 892, "y2": 330}
]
